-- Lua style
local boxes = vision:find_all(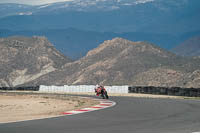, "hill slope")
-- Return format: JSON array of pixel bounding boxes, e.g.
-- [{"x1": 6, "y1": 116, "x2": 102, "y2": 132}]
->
[
  {"x1": 25, "y1": 38, "x2": 200, "y2": 88},
  {"x1": 0, "y1": 36, "x2": 71, "y2": 87}
]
